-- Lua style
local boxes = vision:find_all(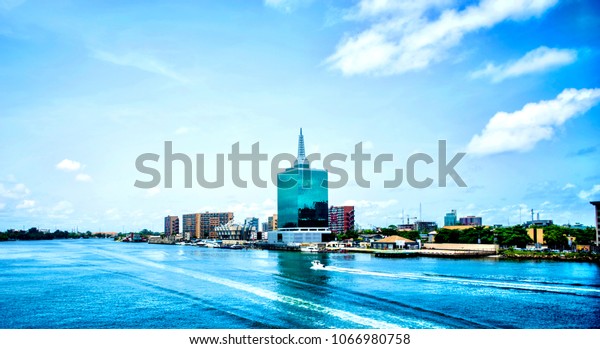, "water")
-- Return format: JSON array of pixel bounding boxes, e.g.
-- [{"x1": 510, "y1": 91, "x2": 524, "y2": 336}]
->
[{"x1": 1, "y1": 239, "x2": 599, "y2": 329}]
